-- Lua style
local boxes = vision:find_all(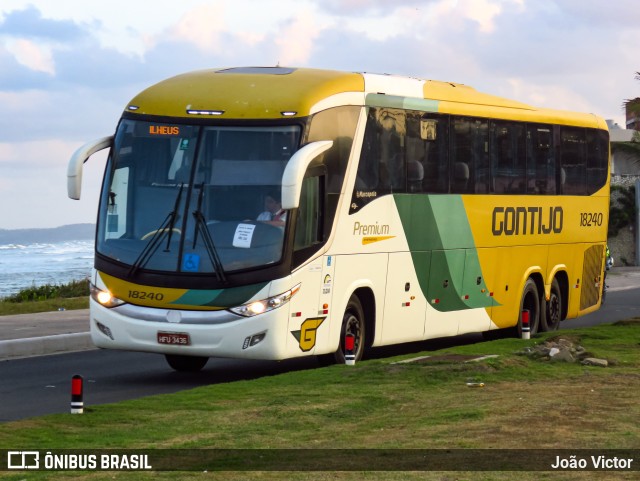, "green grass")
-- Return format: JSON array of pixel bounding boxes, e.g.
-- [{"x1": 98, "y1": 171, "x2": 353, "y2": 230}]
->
[
  {"x1": 0, "y1": 321, "x2": 639, "y2": 480},
  {"x1": 0, "y1": 279, "x2": 89, "y2": 315}
]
